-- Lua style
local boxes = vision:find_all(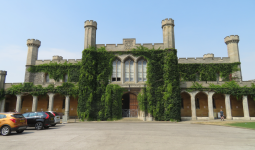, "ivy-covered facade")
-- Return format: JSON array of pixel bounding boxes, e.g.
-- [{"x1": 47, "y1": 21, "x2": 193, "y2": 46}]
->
[{"x1": 1, "y1": 18, "x2": 255, "y2": 121}]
